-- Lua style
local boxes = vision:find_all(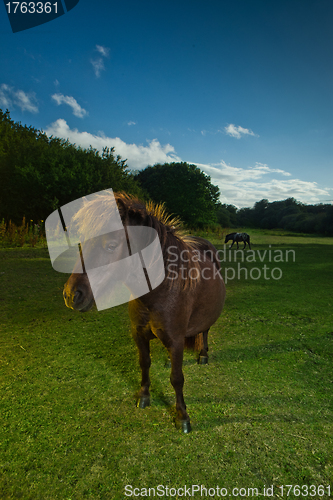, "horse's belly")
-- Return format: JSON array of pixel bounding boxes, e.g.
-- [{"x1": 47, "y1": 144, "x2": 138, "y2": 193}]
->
[{"x1": 186, "y1": 279, "x2": 225, "y2": 336}]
